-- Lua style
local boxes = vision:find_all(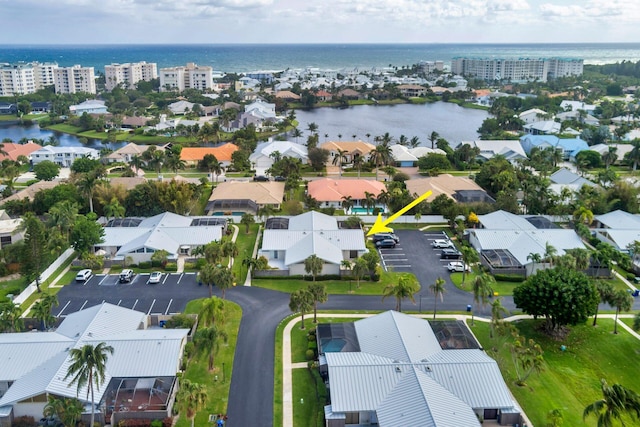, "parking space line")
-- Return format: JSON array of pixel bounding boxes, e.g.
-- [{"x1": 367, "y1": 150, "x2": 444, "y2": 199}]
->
[
  {"x1": 132, "y1": 299, "x2": 139, "y2": 310},
  {"x1": 165, "y1": 299, "x2": 173, "y2": 315},
  {"x1": 147, "y1": 299, "x2": 156, "y2": 315},
  {"x1": 117, "y1": 299, "x2": 122, "y2": 306},
  {"x1": 177, "y1": 273, "x2": 184, "y2": 284},
  {"x1": 163, "y1": 274, "x2": 170, "y2": 285},
  {"x1": 57, "y1": 301, "x2": 71, "y2": 317},
  {"x1": 79, "y1": 301, "x2": 88, "y2": 311},
  {"x1": 99, "y1": 275, "x2": 109, "y2": 286}
]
